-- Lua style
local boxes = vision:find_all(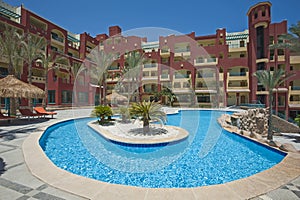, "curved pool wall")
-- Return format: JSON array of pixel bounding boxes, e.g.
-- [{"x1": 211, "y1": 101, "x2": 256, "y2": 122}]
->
[{"x1": 39, "y1": 110, "x2": 286, "y2": 188}]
